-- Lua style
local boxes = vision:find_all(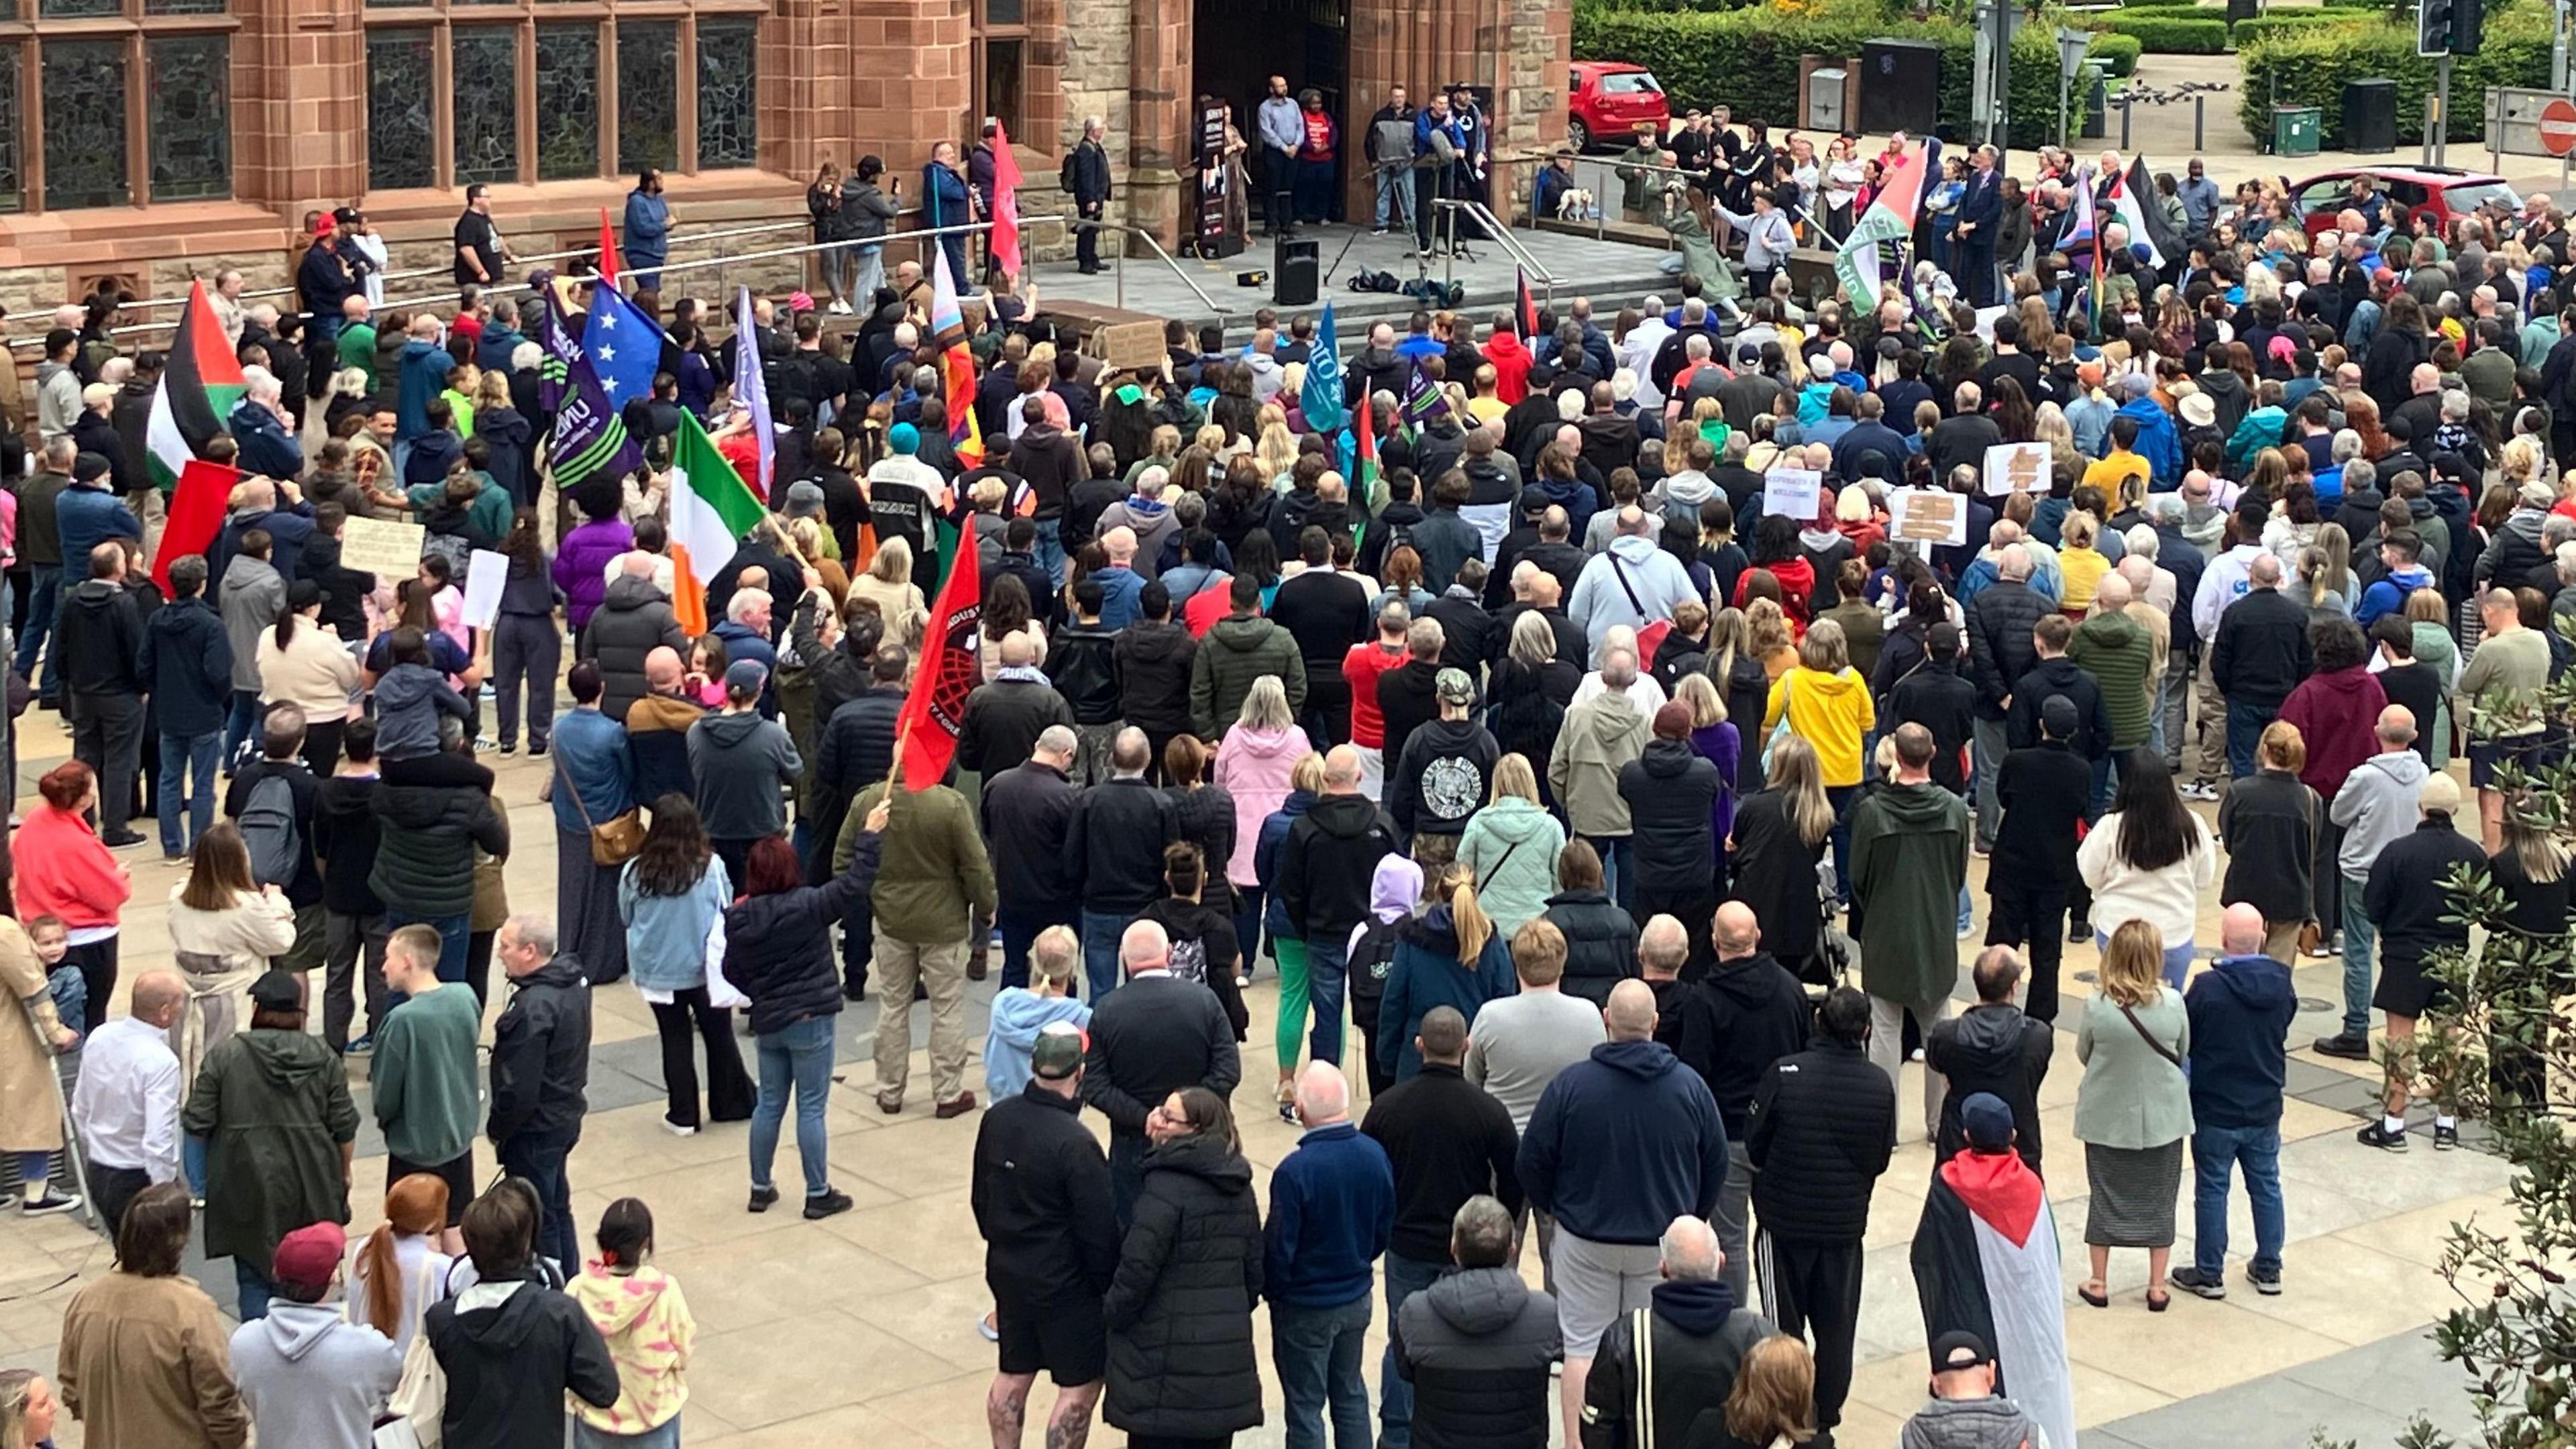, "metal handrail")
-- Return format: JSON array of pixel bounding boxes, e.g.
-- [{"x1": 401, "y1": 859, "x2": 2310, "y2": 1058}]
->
[
  {"x1": 1096, "y1": 219, "x2": 1222, "y2": 315},
  {"x1": 4, "y1": 215, "x2": 1071, "y2": 350},
  {"x1": 1432, "y1": 197, "x2": 1556, "y2": 307}
]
